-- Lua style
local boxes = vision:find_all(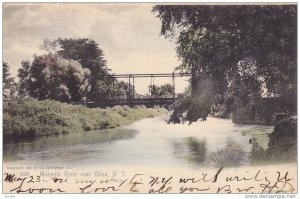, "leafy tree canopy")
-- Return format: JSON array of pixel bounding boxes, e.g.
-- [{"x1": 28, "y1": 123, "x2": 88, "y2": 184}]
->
[
  {"x1": 41, "y1": 38, "x2": 108, "y2": 76},
  {"x1": 153, "y1": 5, "x2": 297, "y2": 123},
  {"x1": 18, "y1": 61, "x2": 31, "y2": 98},
  {"x1": 3, "y1": 62, "x2": 17, "y2": 99},
  {"x1": 15, "y1": 38, "x2": 130, "y2": 103},
  {"x1": 3, "y1": 62, "x2": 13, "y2": 90},
  {"x1": 41, "y1": 38, "x2": 110, "y2": 101},
  {"x1": 28, "y1": 54, "x2": 90, "y2": 102}
]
